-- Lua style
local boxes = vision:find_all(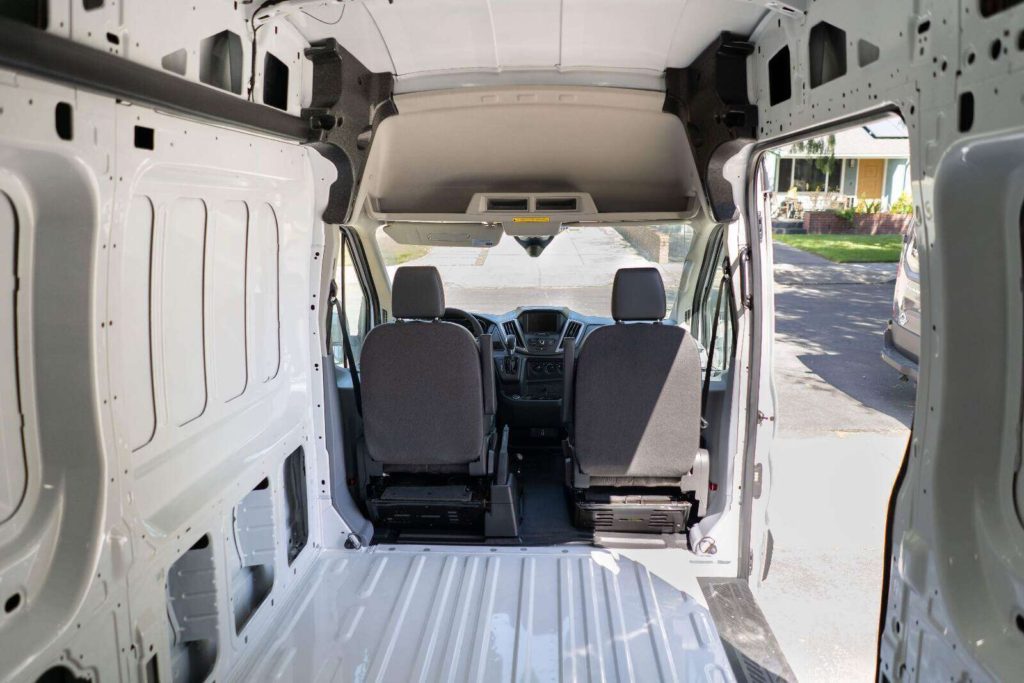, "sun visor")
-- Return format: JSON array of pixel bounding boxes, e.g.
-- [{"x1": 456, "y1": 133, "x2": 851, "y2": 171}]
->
[{"x1": 382, "y1": 222, "x2": 502, "y2": 248}]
